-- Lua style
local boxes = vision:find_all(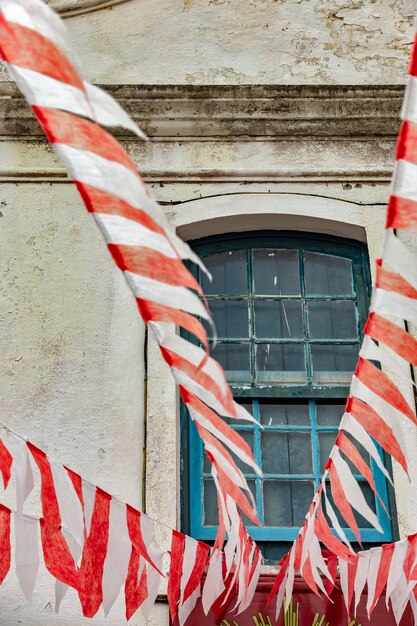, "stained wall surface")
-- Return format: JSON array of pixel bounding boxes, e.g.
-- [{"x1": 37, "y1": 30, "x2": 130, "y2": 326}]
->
[{"x1": 0, "y1": 1, "x2": 416, "y2": 625}]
